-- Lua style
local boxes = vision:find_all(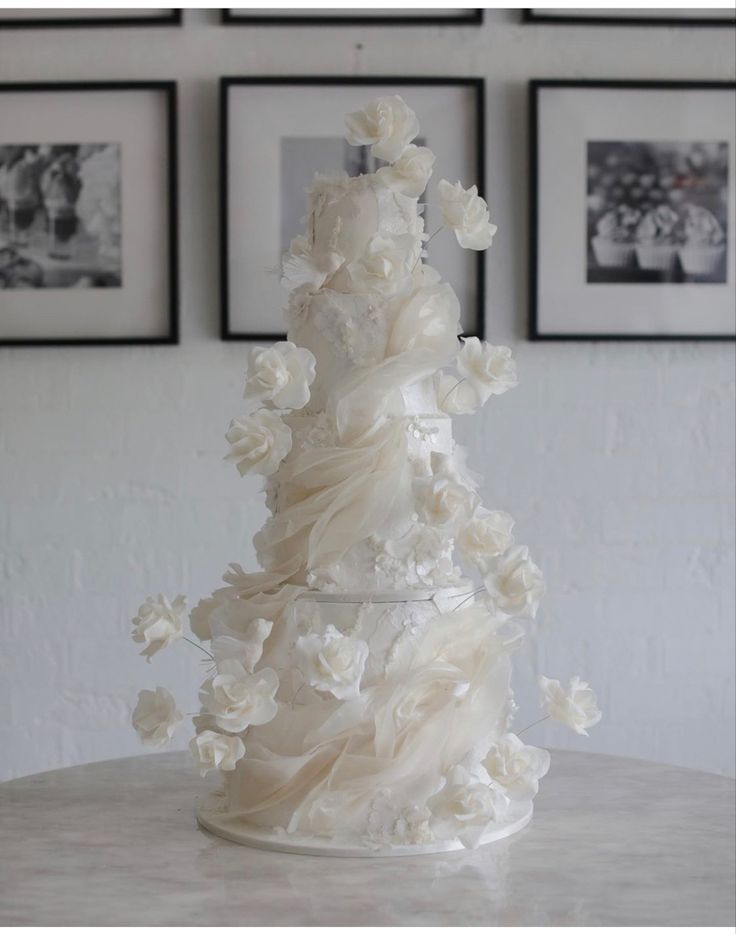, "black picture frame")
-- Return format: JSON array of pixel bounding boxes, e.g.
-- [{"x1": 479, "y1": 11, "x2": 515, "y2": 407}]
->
[
  {"x1": 0, "y1": 81, "x2": 179, "y2": 347},
  {"x1": 0, "y1": 9, "x2": 182, "y2": 29},
  {"x1": 529, "y1": 79, "x2": 736, "y2": 342},
  {"x1": 522, "y1": 8, "x2": 735, "y2": 27},
  {"x1": 220, "y1": 75, "x2": 486, "y2": 342},
  {"x1": 221, "y1": 8, "x2": 482, "y2": 26}
]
